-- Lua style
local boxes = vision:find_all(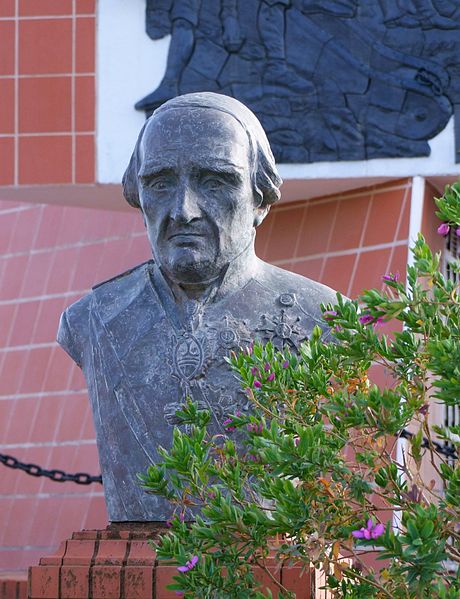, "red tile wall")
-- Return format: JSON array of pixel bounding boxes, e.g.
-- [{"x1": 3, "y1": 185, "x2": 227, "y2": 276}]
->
[
  {"x1": 0, "y1": 1, "x2": 96, "y2": 186},
  {"x1": 0, "y1": 179, "x2": 412, "y2": 573},
  {"x1": 0, "y1": 200, "x2": 151, "y2": 573}
]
